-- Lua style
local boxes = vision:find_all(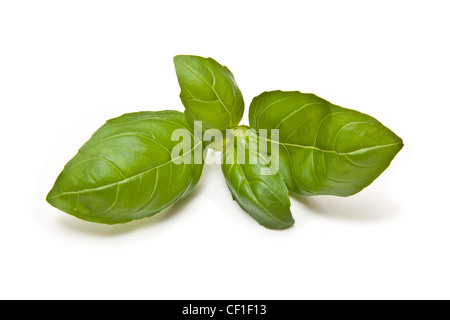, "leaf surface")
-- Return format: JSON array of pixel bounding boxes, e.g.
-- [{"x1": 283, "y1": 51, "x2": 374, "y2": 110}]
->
[
  {"x1": 221, "y1": 127, "x2": 294, "y2": 229},
  {"x1": 249, "y1": 91, "x2": 403, "y2": 196}
]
